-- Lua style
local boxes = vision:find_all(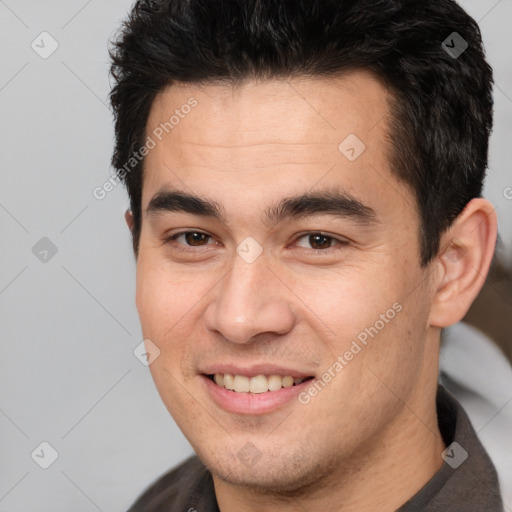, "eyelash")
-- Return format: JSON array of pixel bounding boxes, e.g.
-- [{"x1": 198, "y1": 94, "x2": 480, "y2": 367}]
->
[{"x1": 163, "y1": 231, "x2": 348, "y2": 255}]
